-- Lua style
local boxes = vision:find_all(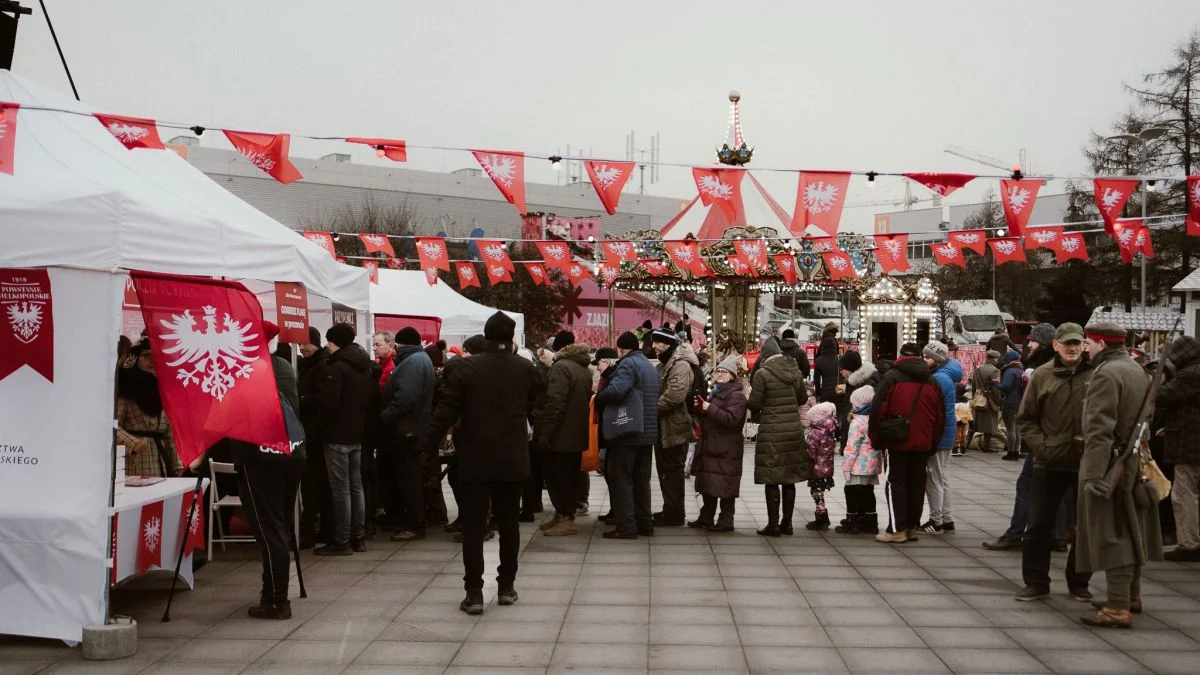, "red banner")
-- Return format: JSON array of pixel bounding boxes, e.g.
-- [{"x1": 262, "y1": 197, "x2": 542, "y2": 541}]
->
[
  {"x1": 415, "y1": 236, "x2": 450, "y2": 272},
  {"x1": 364, "y1": 260, "x2": 381, "y2": 285},
  {"x1": 137, "y1": 500, "x2": 164, "y2": 574},
  {"x1": 472, "y1": 150, "x2": 527, "y2": 214},
  {"x1": 601, "y1": 240, "x2": 637, "y2": 263},
  {"x1": 1024, "y1": 225, "x2": 1063, "y2": 251},
  {"x1": 345, "y1": 137, "x2": 407, "y2": 162},
  {"x1": 0, "y1": 268, "x2": 54, "y2": 383},
  {"x1": 477, "y1": 240, "x2": 515, "y2": 271},
  {"x1": 274, "y1": 282, "x2": 309, "y2": 344},
  {"x1": 664, "y1": 240, "x2": 707, "y2": 277},
  {"x1": 793, "y1": 171, "x2": 851, "y2": 237},
  {"x1": 566, "y1": 262, "x2": 588, "y2": 286},
  {"x1": 0, "y1": 102, "x2": 17, "y2": 175},
  {"x1": 640, "y1": 259, "x2": 670, "y2": 276},
  {"x1": 989, "y1": 237, "x2": 1027, "y2": 265},
  {"x1": 692, "y1": 167, "x2": 743, "y2": 220},
  {"x1": 822, "y1": 251, "x2": 858, "y2": 280},
  {"x1": 358, "y1": 233, "x2": 395, "y2": 257},
  {"x1": 302, "y1": 231, "x2": 337, "y2": 258},
  {"x1": 904, "y1": 172, "x2": 975, "y2": 197},
  {"x1": 1093, "y1": 178, "x2": 1139, "y2": 235},
  {"x1": 807, "y1": 236, "x2": 837, "y2": 254},
  {"x1": 733, "y1": 238, "x2": 768, "y2": 273},
  {"x1": 485, "y1": 262, "x2": 513, "y2": 284},
  {"x1": 456, "y1": 262, "x2": 481, "y2": 288},
  {"x1": 772, "y1": 253, "x2": 797, "y2": 284},
  {"x1": 1187, "y1": 176, "x2": 1200, "y2": 237},
  {"x1": 726, "y1": 255, "x2": 756, "y2": 277},
  {"x1": 180, "y1": 492, "x2": 206, "y2": 557},
  {"x1": 598, "y1": 265, "x2": 621, "y2": 289},
  {"x1": 132, "y1": 273, "x2": 288, "y2": 467},
  {"x1": 932, "y1": 242, "x2": 966, "y2": 268},
  {"x1": 523, "y1": 262, "x2": 548, "y2": 286},
  {"x1": 373, "y1": 314, "x2": 442, "y2": 347},
  {"x1": 1055, "y1": 233, "x2": 1089, "y2": 263},
  {"x1": 873, "y1": 233, "x2": 910, "y2": 274},
  {"x1": 95, "y1": 113, "x2": 165, "y2": 150},
  {"x1": 585, "y1": 160, "x2": 635, "y2": 215},
  {"x1": 1000, "y1": 179, "x2": 1043, "y2": 237},
  {"x1": 536, "y1": 240, "x2": 573, "y2": 271},
  {"x1": 223, "y1": 130, "x2": 303, "y2": 185},
  {"x1": 948, "y1": 230, "x2": 987, "y2": 255}
]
